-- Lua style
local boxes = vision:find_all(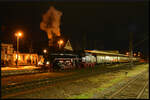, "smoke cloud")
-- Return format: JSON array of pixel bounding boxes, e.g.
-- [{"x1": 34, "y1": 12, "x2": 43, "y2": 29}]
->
[{"x1": 40, "y1": 6, "x2": 62, "y2": 46}]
